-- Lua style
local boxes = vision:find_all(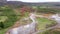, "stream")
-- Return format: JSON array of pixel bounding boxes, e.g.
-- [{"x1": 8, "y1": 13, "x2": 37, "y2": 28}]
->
[
  {"x1": 6, "y1": 14, "x2": 60, "y2": 34},
  {"x1": 6, "y1": 13, "x2": 37, "y2": 34}
]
